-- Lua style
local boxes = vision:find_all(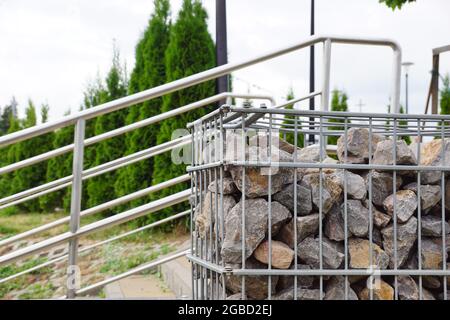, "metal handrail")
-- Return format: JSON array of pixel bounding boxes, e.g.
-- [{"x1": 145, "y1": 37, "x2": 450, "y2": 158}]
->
[
  {"x1": 0, "y1": 189, "x2": 190, "y2": 266},
  {"x1": 0, "y1": 34, "x2": 401, "y2": 149},
  {"x1": 0, "y1": 34, "x2": 403, "y2": 299},
  {"x1": 0, "y1": 210, "x2": 190, "y2": 285},
  {"x1": 425, "y1": 44, "x2": 450, "y2": 115}
]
